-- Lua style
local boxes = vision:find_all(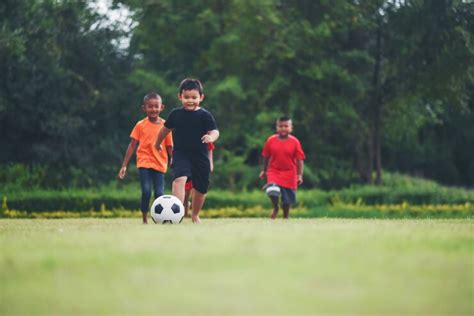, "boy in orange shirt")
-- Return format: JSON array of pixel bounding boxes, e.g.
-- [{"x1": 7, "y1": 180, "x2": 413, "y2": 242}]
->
[
  {"x1": 118, "y1": 92, "x2": 173, "y2": 223},
  {"x1": 259, "y1": 117, "x2": 305, "y2": 219}
]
